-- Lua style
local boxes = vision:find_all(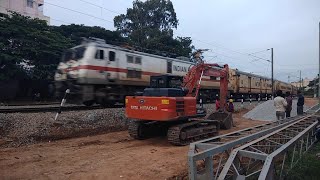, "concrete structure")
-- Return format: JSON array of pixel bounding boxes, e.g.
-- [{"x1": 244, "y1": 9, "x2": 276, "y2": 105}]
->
[
  {"x1": 291, "y1": 78, "x2": 311, "y2": 88},
  {"x1": 0, "y1": 0, "x2": 50, "y2": 23}
]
